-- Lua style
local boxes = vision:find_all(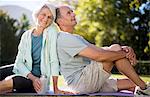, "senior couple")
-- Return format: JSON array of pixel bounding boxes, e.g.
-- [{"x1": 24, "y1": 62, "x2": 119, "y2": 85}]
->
[{"x1": 0, "y1": 2, "x2": 149, "y2": 96}]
